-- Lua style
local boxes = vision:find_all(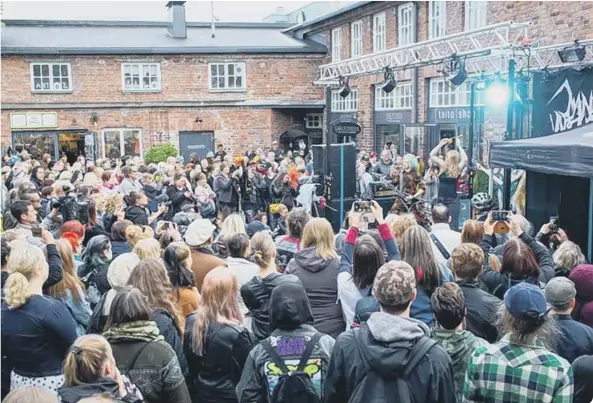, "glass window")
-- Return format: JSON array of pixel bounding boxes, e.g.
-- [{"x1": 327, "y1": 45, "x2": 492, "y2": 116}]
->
[
  {"x1": 12, "y1": 132, "x2": 56, "y2": 157},
  {"x1": 429, "y1": 1, "x2": 447, "y2": 39},
  {"x1": 377, "y1": 125, "x2": 401, "y2": 152},
  {"x1": 398, "y1": 3, "x2": 415, "y2": 46},
  {"x1": 404, "y1": 126, "x2": 427, "y2": 159},
  {"x1": 332, "y1": 28, "x2": 342, "y2": 62},
  {"x1": 429, "y1": 78, "x2": 485, "y2": 107},
  {"x1": 373, "y1": 12, "x2": 386, "y2": 53},
  {"x1": 122, "y1": 63, "x2": 161, "y2": 92},
  {"x1": 306, "y1": 113, "x2": 323, "y2": 129},
  {"x1": 102, "y1": 129, "x2": 142, "y2": 158},
  {"x1": 351, "y1": 20, "x2": 363, "y2": 58},
  {"x1": 465, "y1": 0, "x2": 487, "y2": 30},
  {"x1": 30, "y1": 63, "x2": 71, "y2": 92},
  {"x1": 375, "y1": 82, "x2": 413, "y2": 110},
  {"x1": 208, "y1": 62, "x2": 246, "y2": 91},
  {"x1": 331, "y1": 89, "x2": 358, "y2": 112}
]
